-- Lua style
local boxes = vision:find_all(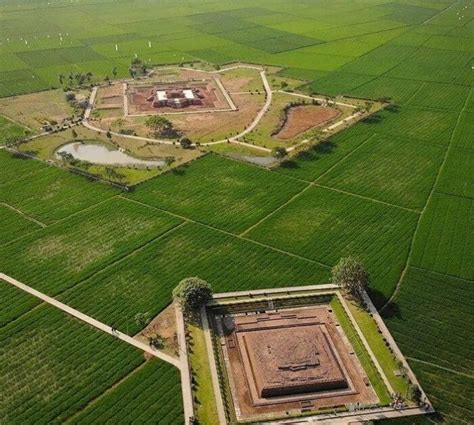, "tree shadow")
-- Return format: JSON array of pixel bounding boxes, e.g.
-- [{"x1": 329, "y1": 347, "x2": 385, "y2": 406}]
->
[{"x1": 367, "y1": 287, "x2": 402, "y2": 319}]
